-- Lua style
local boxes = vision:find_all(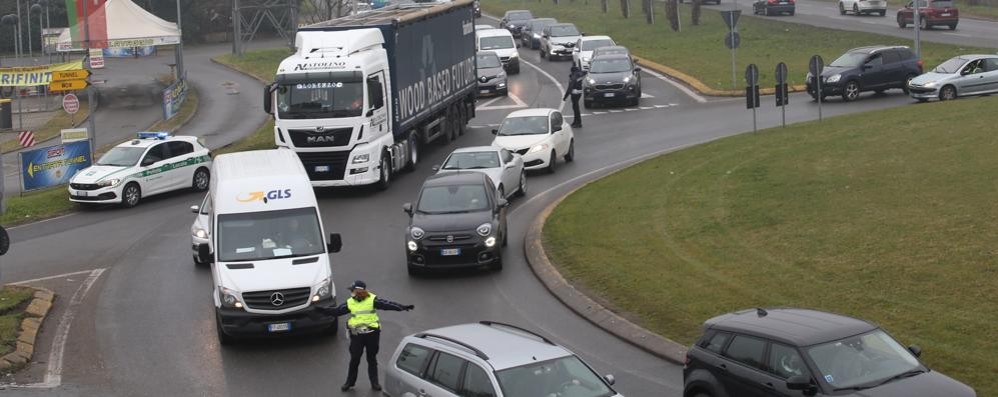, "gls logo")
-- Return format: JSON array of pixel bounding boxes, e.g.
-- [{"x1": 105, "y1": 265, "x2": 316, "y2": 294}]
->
[{"x1": 237, "y1": 189, "x2": 292, "y2": 203}]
